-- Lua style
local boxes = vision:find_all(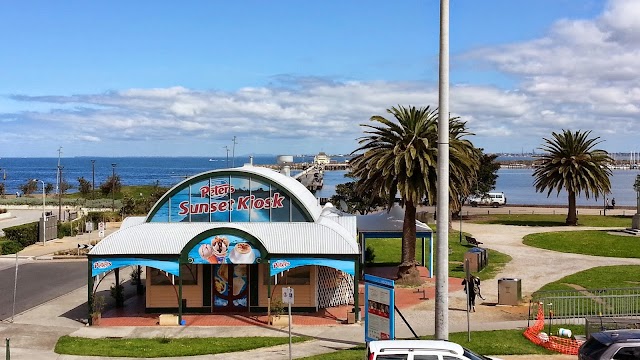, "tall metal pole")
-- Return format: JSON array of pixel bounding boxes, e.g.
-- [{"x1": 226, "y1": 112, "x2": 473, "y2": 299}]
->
[
  {"x1": 435, "y1": 0, "x2": 450, "y2": 340},
  {"x1": 223, "y1": 146, "x2": 230, "y2": 167},
  {"x1": 56, "y1": 147, "x2": 62, "y2": 195},
  {"x1": 58, "y1": 166, "x2": 63, "y2": 221},
  {"x1": 232, "y1": 136, "x2": 238, "y2": 167},
  {"x1": 11, "y1": 252, "x2": 18, "y2": 323},
  {"x1": 32, "y1": 179, "x2": 45, "y2": 245},
  {"x1": 111, "y1": 163, "x2": 116, "y2": 211},
  {"x1": 91, "y1": 160, "x2": 96, "y2": 200}
]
